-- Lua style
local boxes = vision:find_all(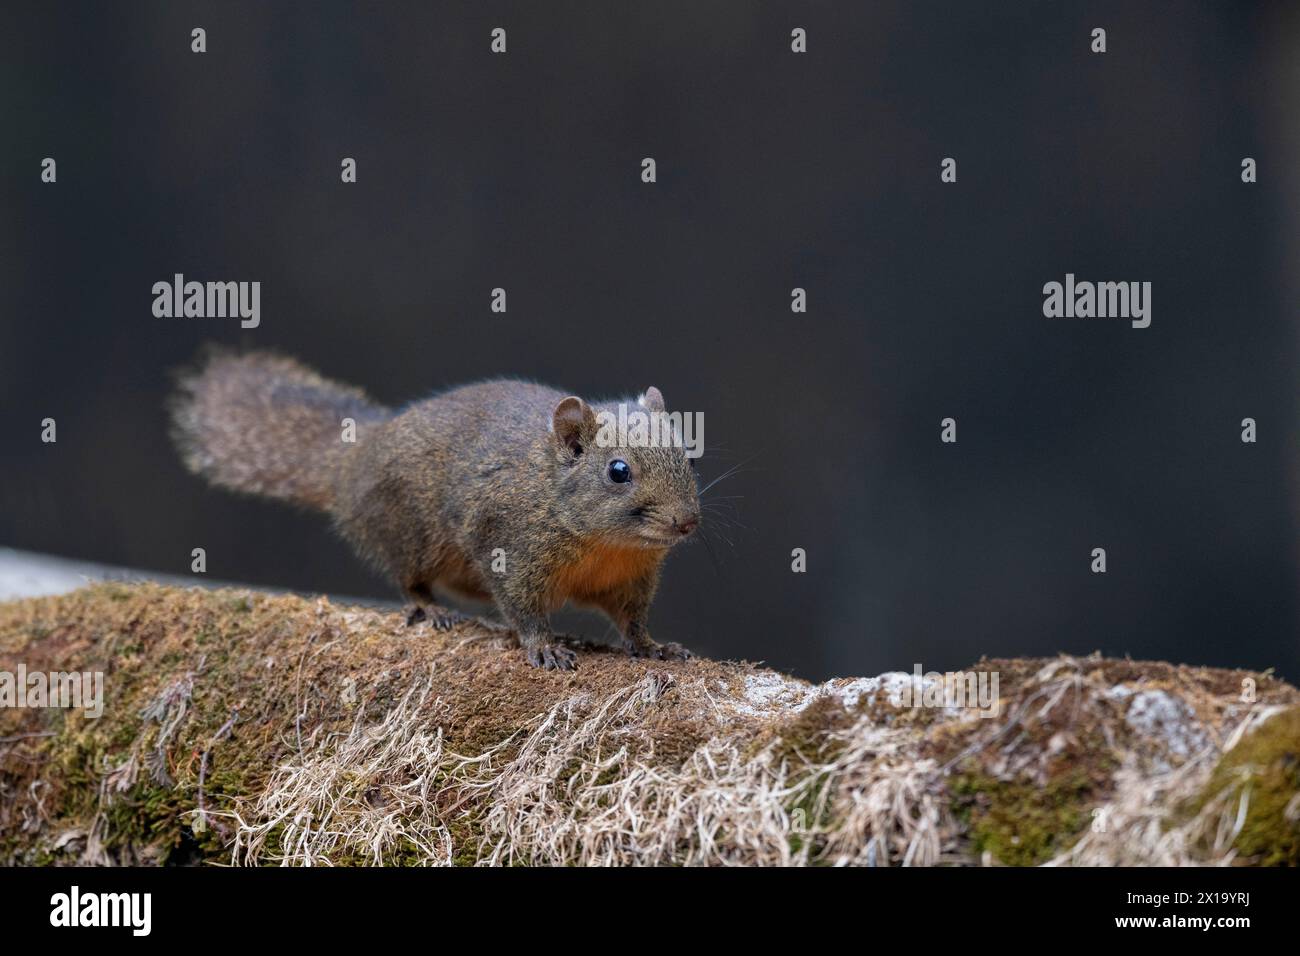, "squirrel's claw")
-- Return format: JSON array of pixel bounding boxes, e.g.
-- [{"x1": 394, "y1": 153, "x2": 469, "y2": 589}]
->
[
  {"x1": 658, "y1": 641, "x2": 692, "y2": 661},
  {"x1": 406, "y1": 604, "x2": 474, "y2": 631},
  {"x1": 428, "y1": 609, "x2": 472, "y2": 631},
  {"x1": 526, "y1": 642, "x2": 578, "y2": 671},
  {"x1": 624, "y1": 638, "x2": 692, "y2": 662}
]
